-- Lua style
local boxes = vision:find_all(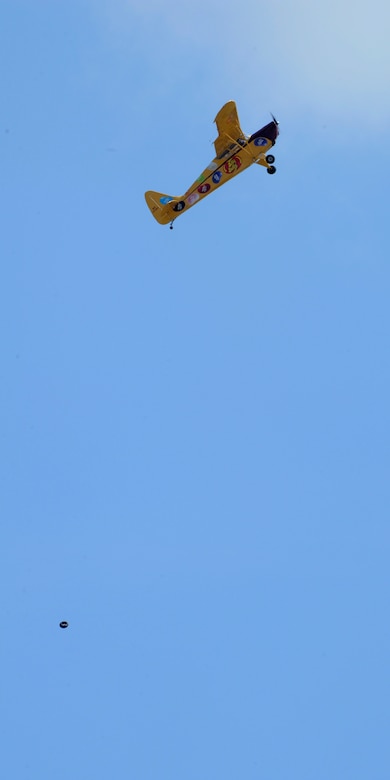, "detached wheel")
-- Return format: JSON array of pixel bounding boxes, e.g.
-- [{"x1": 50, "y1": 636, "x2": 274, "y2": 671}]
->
[
  {"x1": 267, "y1": 165, "x2": 276, "y2": 174},
  {"x1": 266, "y1": 154, "x2": 275, "y2": 164}
]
